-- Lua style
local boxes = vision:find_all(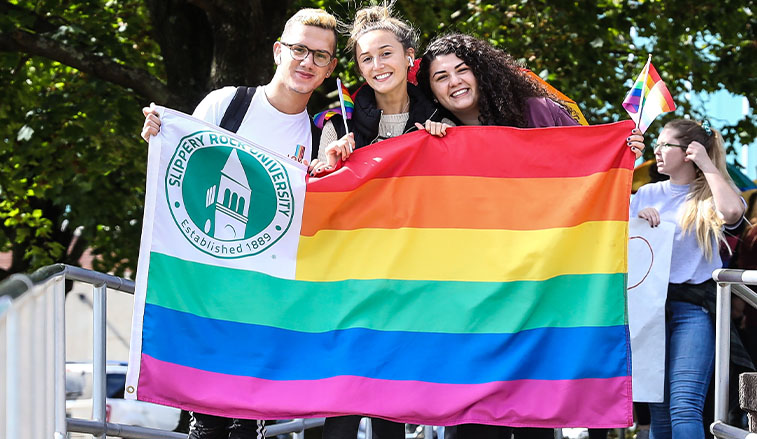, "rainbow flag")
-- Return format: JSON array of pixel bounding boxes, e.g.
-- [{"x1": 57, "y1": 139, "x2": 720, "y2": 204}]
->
[
  {"x1": 622, "y1": 58, "x2": 676, "y2": 133},
  {"x1": 522, "y1": 69, "x2": 589, "y2": 126},
  {"x1": 127, "y1": 108, "x2": 634, "y2": 428},
  {"x1": 313, "y1": 81, "x2": 355, "y2": 129}
]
